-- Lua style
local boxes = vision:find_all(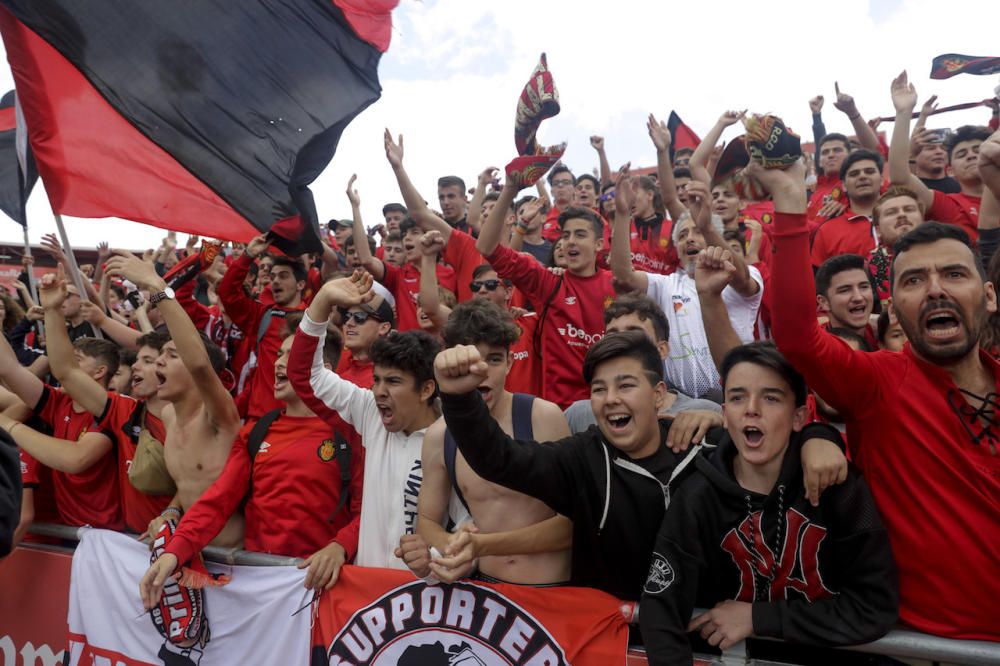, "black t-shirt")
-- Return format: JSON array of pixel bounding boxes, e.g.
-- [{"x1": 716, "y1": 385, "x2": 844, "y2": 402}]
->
[
  {"x1": 630, "y1": 445, "x2": 677, "y2": 486},
  {"x1": 920, "y1": 175, "x2": 961, "y2": 194}
]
